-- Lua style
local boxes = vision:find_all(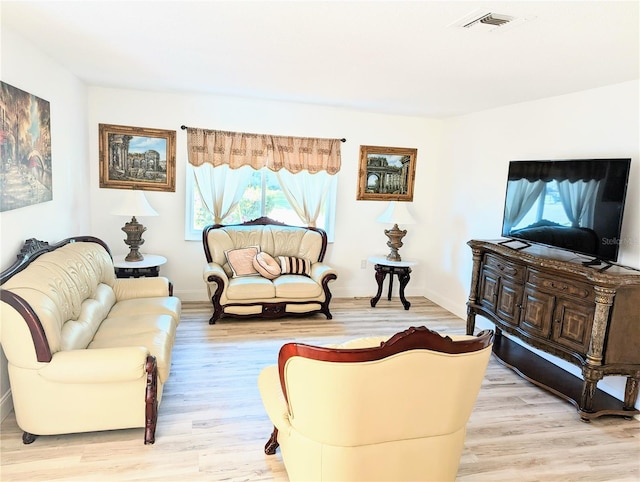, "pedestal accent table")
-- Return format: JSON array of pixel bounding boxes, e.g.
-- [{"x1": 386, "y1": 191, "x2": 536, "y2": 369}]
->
[{"x1": 368, "y1": 256, "x2": 417, "y2": 310}]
